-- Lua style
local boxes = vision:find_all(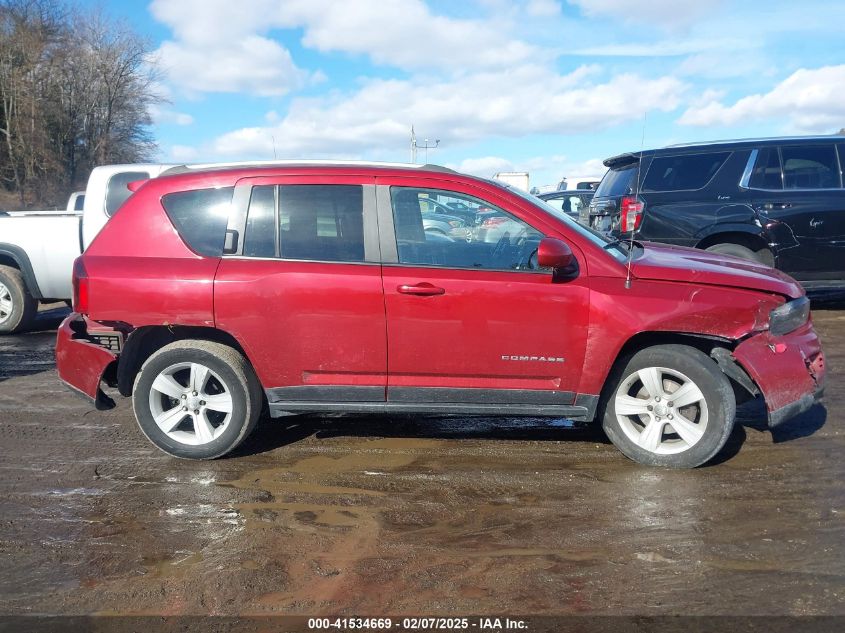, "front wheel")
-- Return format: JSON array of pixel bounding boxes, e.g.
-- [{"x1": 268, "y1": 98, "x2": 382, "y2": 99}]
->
[
  {"x1": 132, "y1": 340, "x2": 263, "y2": 459},
  {"x1": 601, "y1": 345, "x2": 736, "y2": 468}
]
